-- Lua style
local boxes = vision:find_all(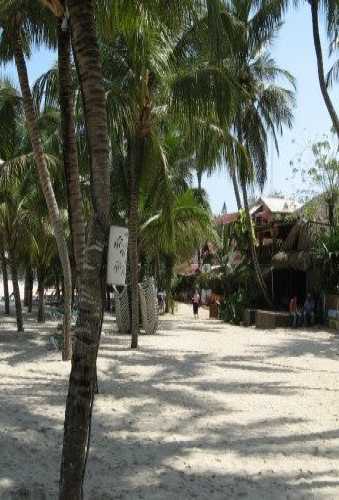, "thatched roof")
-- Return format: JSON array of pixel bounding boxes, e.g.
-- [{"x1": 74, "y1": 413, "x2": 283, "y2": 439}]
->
[
  {"x1": 272, "y1": 220, "x2": 328, "y2": 272},
  {"x1": 282, "y1": 220, "x2": 326, "y2": 252},
  {"x1": 272, "y1": 250, "x2": 312, "y2": 272}
]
